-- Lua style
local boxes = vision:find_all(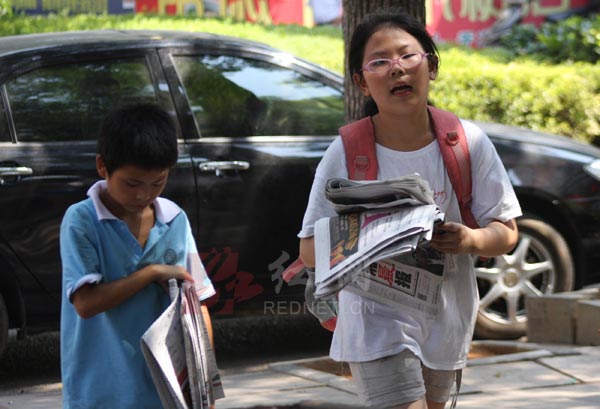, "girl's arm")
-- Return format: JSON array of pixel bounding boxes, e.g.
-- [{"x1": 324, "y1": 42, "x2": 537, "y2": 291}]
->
[
  {"x1": 71, "y1": 264, "x2": 193, "y2": 319},
  {"x1": 299, "y1": 237, "x2": 316, "y2": 268},
  {"x1": 430, "y1": 219, "x2": 519, "y2": 257}
]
